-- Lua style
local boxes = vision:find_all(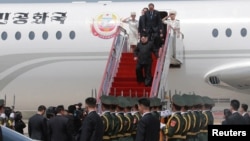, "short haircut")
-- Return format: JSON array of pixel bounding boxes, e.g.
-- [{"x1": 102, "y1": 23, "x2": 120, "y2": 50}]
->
[
  {"x1": 230, "y1": 99, "x2": 240, "y2": 111},
  {"x1": 38, "y1": 105, "x2": 46, "y2": 112},
  {"x1": 143, "y1": 7, "x2": 148, "y2": 11},
  {"x1": 68, "y1": 105, "x2": 76, "y2": 114},
  {"x1": 241, "y1": 103, "x2": 248, "y2": 112},
  {"x1": 224, "y1": 108, "x2": 232, "y2": 119},
  {"x1": 56, "y1": 105, "x2": 65, "y2": 114},
  {"x1": 148, "y1": 3, "x2": 154, "y2": 7},
  {"x1": 85, "y1": 97, "x2": 97, "y2": 108},
  {"x1": 138, "y1": 98, "x2": 150, "y2": 107}
]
